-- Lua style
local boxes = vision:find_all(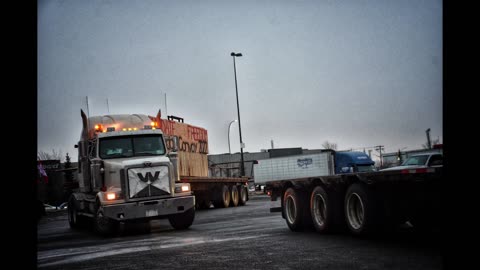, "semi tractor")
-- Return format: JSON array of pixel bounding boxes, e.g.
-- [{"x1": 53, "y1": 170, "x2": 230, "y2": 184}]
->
[
  {"x1": 260, "y1": 150, "x2": 442, "y2": 235},
  {"x1": 68, "y1": 109, "x2": 249, "y2": 235},
  {"x1": 68, "y1": 110, "x2": 196, "y2": 235}
]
